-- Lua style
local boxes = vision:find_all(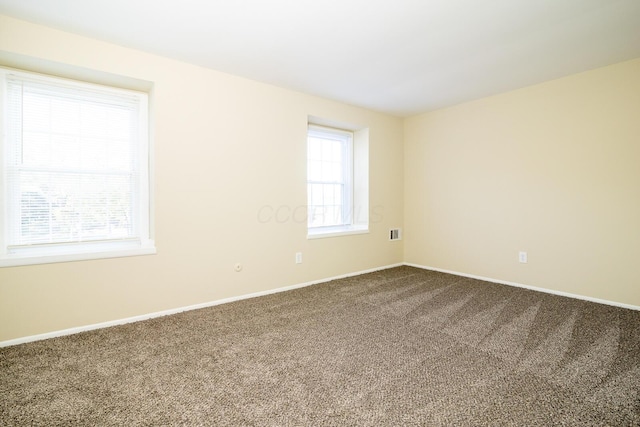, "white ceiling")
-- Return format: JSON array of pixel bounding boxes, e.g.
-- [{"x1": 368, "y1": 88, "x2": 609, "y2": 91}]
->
[{"x1": 1, "y1": 0, "x2": 640, "y2": 117}]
